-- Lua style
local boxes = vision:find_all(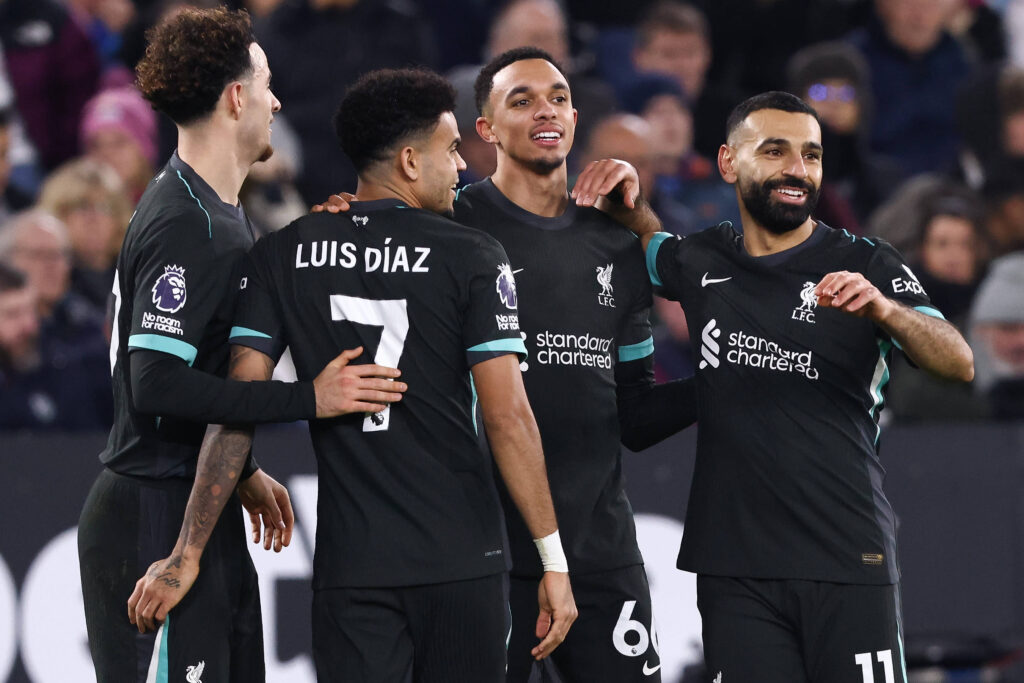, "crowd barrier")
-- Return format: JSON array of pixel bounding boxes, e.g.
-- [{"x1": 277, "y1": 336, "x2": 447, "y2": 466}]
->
[{"x1": 1, "y1": 423, "x2": 1022, "y2": 682}]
